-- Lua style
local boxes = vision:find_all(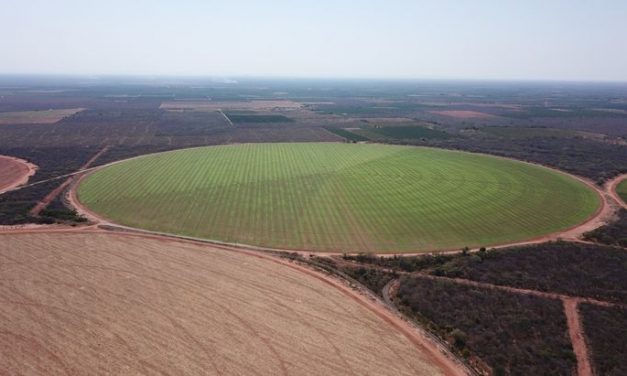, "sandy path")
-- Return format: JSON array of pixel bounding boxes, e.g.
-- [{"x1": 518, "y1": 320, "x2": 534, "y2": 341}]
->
[
  {"x1": 607, "y1": 173, "x2": 627, "y2": 209},
  {"x1": 29, "y1": 146, "x2": 109, "y2": 216},
  {"x1": 0, "y1": 229, "x2": 466, "y2": 375},
  {"x1": 563, "y1": 298, "x2": 593, "y2": 376},
  {"x1": 0, "y1": 155, "x2": 38, "y2": 194}
]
